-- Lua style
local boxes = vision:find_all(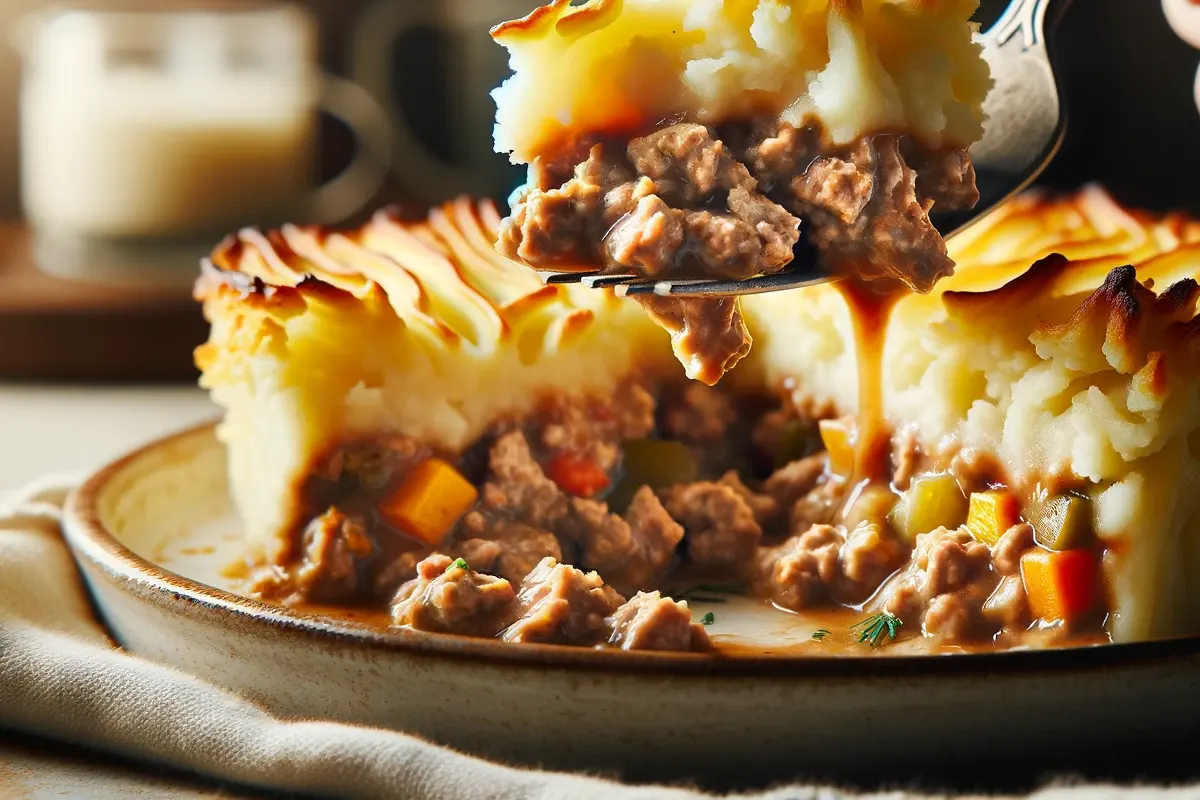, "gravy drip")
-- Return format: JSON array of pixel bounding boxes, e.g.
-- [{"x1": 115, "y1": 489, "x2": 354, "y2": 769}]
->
[{"x1": 836, "y1": 277, "x2": 903, "y2": 512}]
